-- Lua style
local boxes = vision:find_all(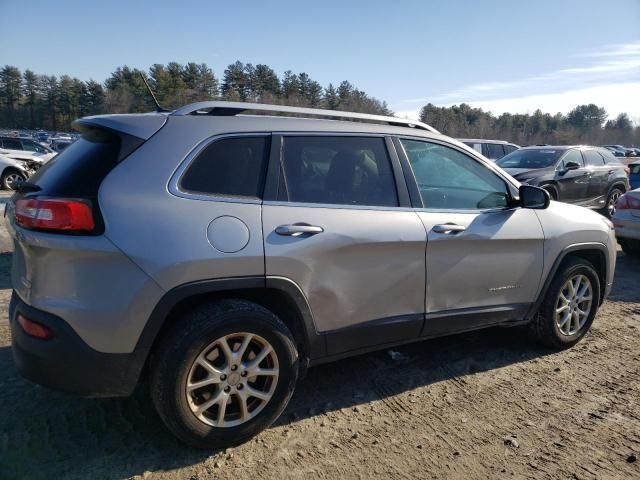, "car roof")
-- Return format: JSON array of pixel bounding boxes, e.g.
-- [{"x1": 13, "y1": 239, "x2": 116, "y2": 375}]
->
[
  {"x1": 457, "y1": 138, "x2": 516, "y2": 145},
  {"x1": 75, "y1": 101, "x2": 445, "y2": 141}
]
